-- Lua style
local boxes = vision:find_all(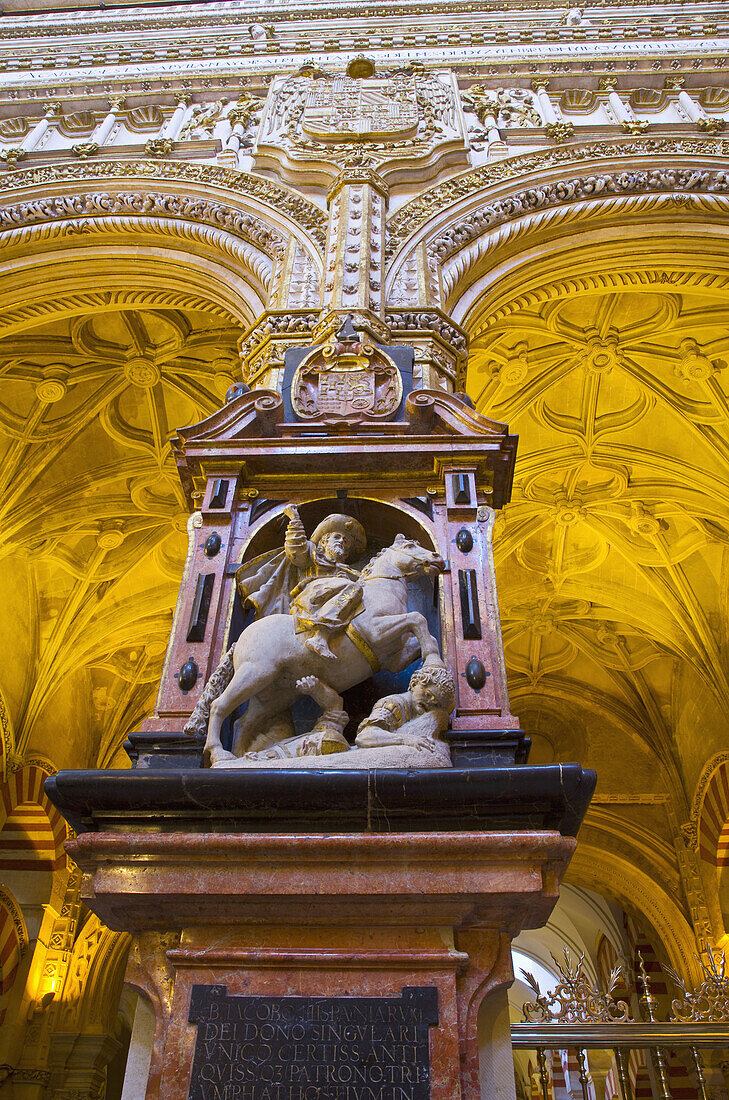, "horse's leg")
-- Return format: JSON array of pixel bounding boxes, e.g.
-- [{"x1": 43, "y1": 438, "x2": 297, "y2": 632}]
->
[
  {"x1": 372, "y1": 611, "x2": 441, "y2": 665},
  {"x1": 205, "y1": 663, "x2": 275, "y2": 764},
  {"x1": 232, "y1": 698, "x2": 294, "y2": 756}
]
